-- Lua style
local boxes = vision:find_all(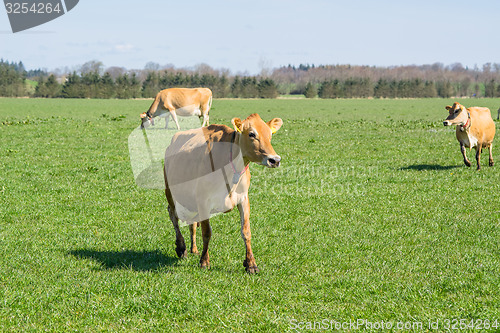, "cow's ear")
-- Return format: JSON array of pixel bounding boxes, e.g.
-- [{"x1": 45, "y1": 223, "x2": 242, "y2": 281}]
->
[
  {"x1": 445, "y1": 105, "x2": 452, "y2": 110},
  {"x1": 267, "y1": 118, "x2": 283, "y2": 134},
  {"x1": 231, "y1": 118, "x2": 243, "y2": 133}
]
